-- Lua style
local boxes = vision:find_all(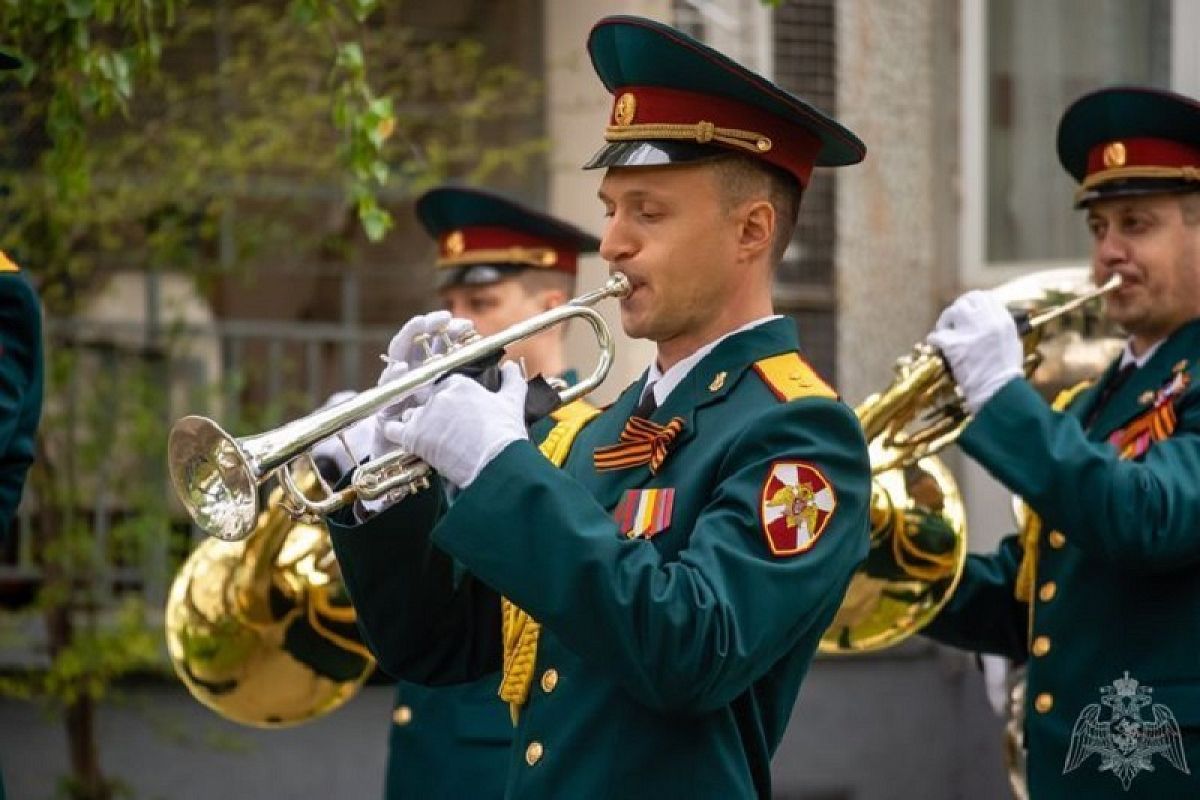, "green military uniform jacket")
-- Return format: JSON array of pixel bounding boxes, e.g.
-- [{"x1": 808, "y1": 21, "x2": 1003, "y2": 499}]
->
[
  {"x1": 0, "y1": 260, "x2": 42, "y2": 543},
  {"x1": 384, "y1": 676, "x2": 511, "y2": 799},
  {"x1": 330, "y1": 318, "x2": 870, "y2": 799},
  {"x1": 381, "y1": 365, "x2": 586, "y2": 800},
  {"x1": 925, "y1": 317, "x2": 1200, "y2": 798}
]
